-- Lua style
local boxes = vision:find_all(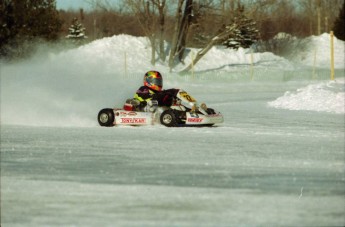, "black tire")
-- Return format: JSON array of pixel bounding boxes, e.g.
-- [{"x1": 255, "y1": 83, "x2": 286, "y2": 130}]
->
[
  {"x1": 98, "y1": 108, "x2": 115, "y2": 127},
  {"x1": 160, "y1": 110, "x2": 178, "y2": 127}
]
